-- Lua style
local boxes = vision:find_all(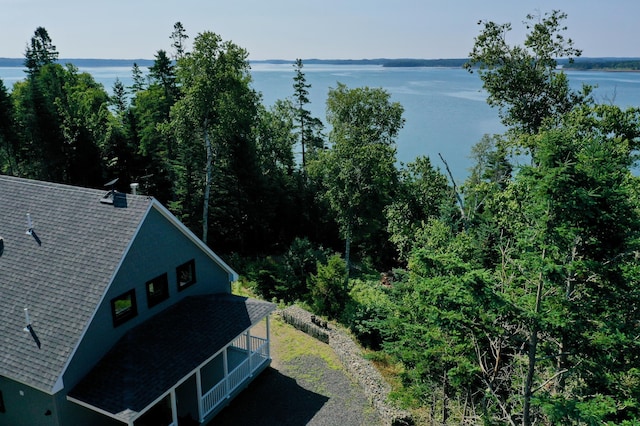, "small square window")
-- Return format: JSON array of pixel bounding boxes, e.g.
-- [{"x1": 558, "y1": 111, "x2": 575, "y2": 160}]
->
[
  {"x1": 176, "y1": 259, "x2": 196, "y2": 291},
  {"x1": 146, "y1": 273, "x2": 169, "y2": 308},
  {"x1": 111, "y1": 289, "x2": 137, "y2": 327},
  {"x1": 0, "y1": 390, "x2": 5, "y2": 413}
]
